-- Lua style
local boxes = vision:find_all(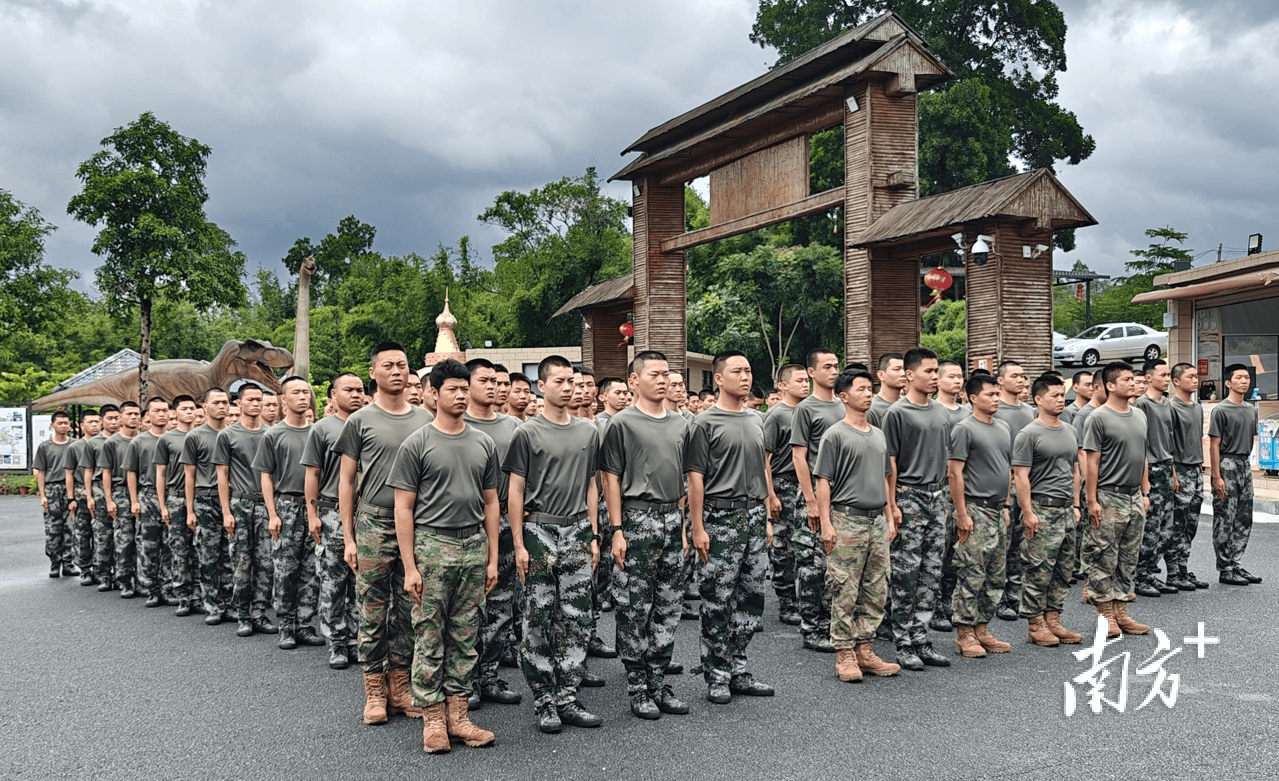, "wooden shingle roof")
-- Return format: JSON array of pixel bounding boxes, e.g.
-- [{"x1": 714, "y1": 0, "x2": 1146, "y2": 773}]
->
[{"x1": 552, "y1": 274, "x2": 635, "y2": 318}]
